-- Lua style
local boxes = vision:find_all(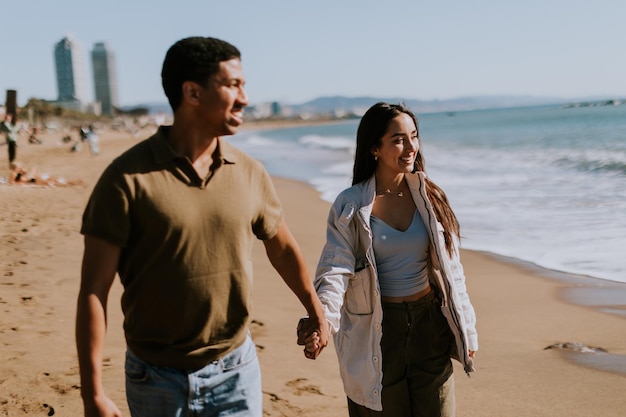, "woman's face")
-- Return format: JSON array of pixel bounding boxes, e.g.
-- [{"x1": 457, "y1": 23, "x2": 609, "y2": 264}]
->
[{"x1": 372, "y1": 113, "x2": 418, "y2": 176}]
